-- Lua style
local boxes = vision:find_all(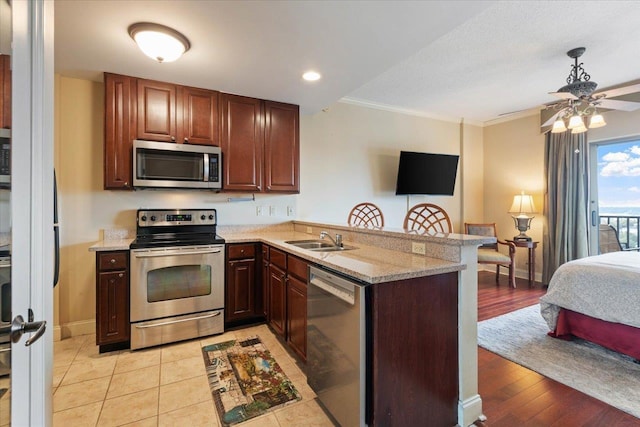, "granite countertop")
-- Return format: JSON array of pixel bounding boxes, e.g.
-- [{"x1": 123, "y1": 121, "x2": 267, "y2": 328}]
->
[
  {"x1": 89, "y1": 238, "x2": 134, "y2": 252},
  {"x1": 220, "y1": 230, "x2": 464, "y2": 284}
]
